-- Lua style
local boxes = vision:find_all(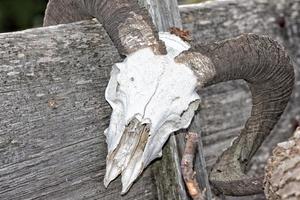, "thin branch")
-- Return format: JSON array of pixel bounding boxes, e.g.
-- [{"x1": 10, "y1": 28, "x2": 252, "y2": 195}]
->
[{"x1": 181, "y1": 132, "x2": 205, "y2": 200}]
